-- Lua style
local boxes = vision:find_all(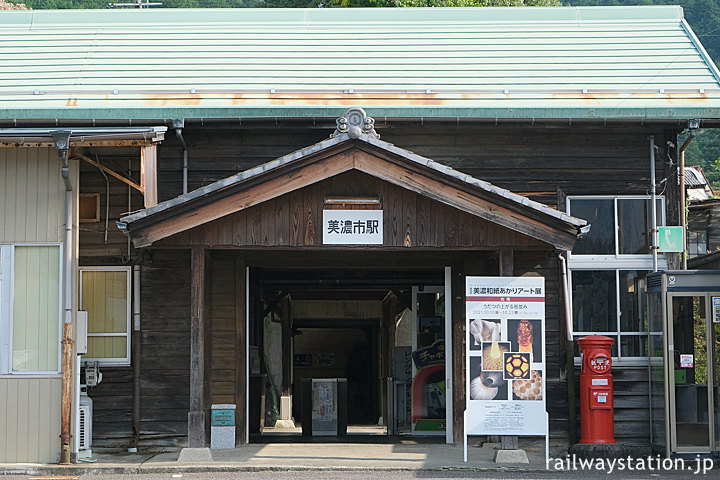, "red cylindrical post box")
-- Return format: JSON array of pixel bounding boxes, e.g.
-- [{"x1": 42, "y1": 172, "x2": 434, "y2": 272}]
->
[{"x1": 578, "y1": 335, "x2": 615, "y2": 444}]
